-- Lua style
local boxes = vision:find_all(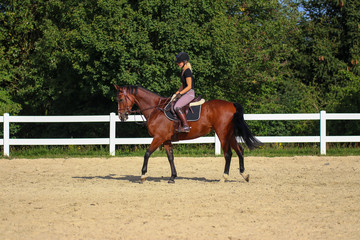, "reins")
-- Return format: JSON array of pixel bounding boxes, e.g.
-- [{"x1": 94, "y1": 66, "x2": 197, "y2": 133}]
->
[{"x1": 133, "y1": 98, "x2": 171, "y2": 125}]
